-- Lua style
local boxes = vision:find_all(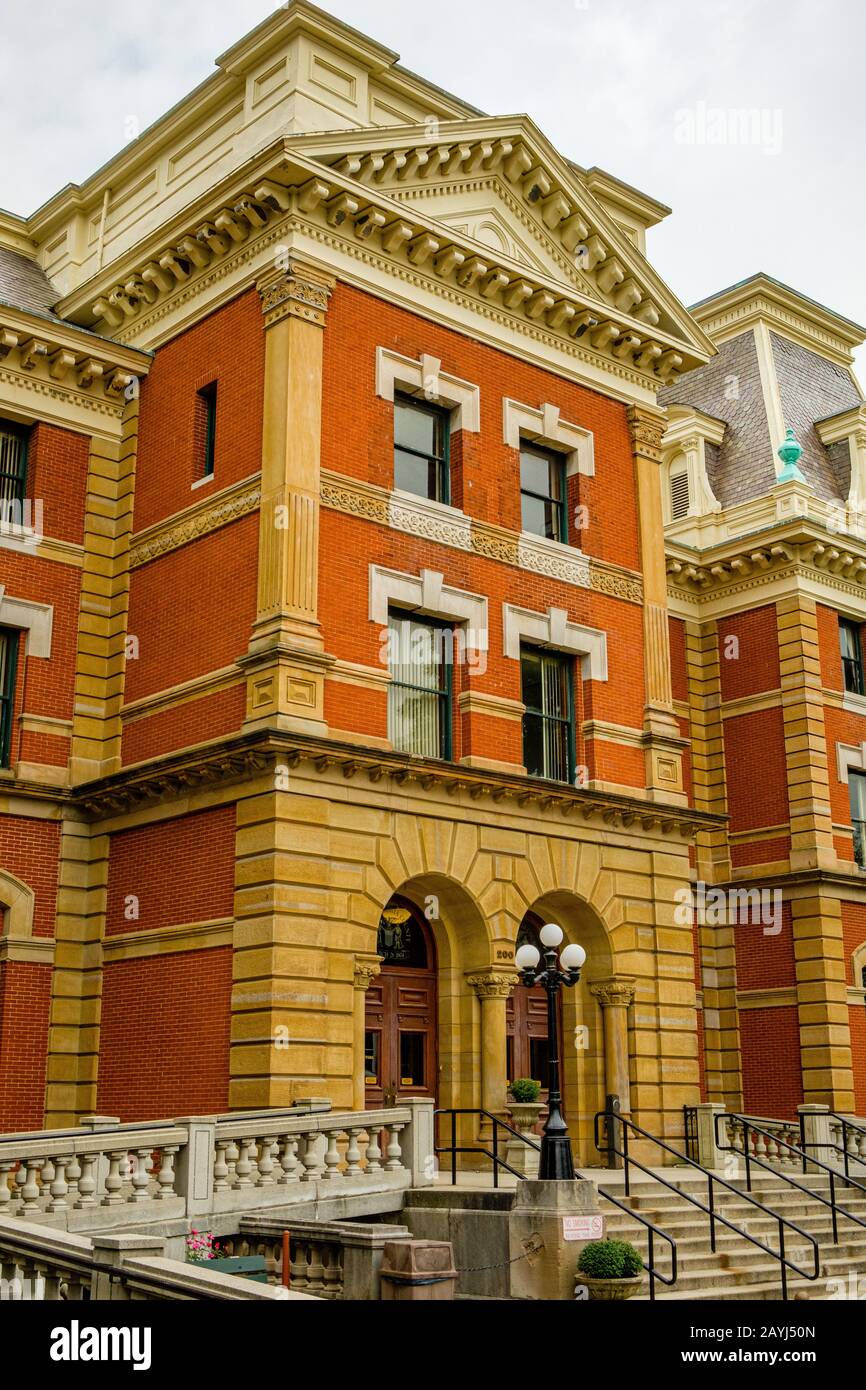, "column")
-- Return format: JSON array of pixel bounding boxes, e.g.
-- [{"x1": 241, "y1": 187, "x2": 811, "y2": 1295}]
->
[
  {"x1": 241, "y1": 258, "x2": 336, "y2": 735},
  {"x1": 627, "y1": 403, "x2": 687, "y2": 803},
  {"x1": 352, "y1": 957, "x2": 381, "y2": 1110},
  {"x1": 589, "y1": 978, "x2": 636, "y2": 1113},
  {"x1": 467, "y1": 972, "x2": 514, "y2": 1134}
]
